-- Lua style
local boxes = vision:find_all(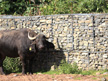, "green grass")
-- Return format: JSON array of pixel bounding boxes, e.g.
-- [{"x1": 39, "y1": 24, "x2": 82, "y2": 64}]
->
[
  {"x1": 81, "y1": 70, "x2": 97, "y2": 75},
  {"x1": 42, "y1": 70, "x2": 61, "y2": 75},
  {"x1": 35, "y1": 60, "x2": 108, "y2": 76},
  {"x1": 39, "y1": 63, "x2": 108, "y2": 76},
  {"x1": 3, "y1": 58, "x2": 108, "y2": 76},
  {"x1": 40, "y1": 69, "x2": 107, "y2": 75},
  {"x1": 80, "y1": 69, "x2": 108, "y2": 76},
  {"x1": 92, "y1": 77, "x2": 97, "y2": 80},
  {"x1": 74, "y1": 77, "x2": 81, "y2": 80}
]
